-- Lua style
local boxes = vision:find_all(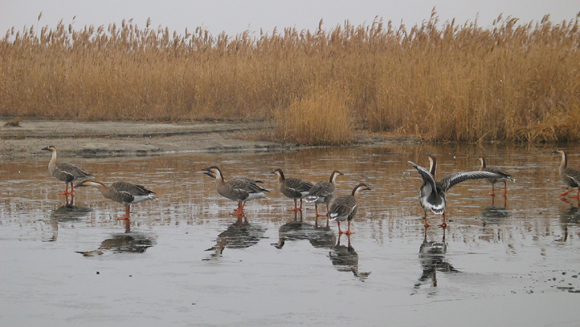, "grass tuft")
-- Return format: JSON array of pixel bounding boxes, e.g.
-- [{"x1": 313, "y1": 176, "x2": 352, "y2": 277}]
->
[{"x1": 274, "y1": 84, "x2": 354, "y2": 145}]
